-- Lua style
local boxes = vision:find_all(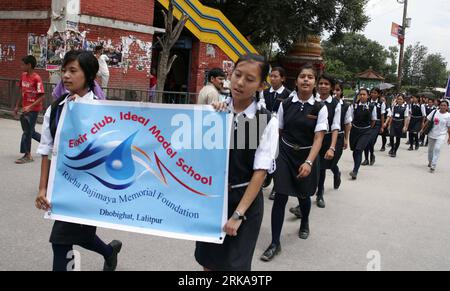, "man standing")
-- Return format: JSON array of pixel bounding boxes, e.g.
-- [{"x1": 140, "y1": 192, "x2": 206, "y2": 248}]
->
[
  {"x1": 197, "y1": 68, "x2": 225, "y2": 104},
  {"x1": 14, "y1": 55, "x2": 44, "y2": 164},
  {"x1": 94, "y1": 46, "x2": 110, "y2": 95}
]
